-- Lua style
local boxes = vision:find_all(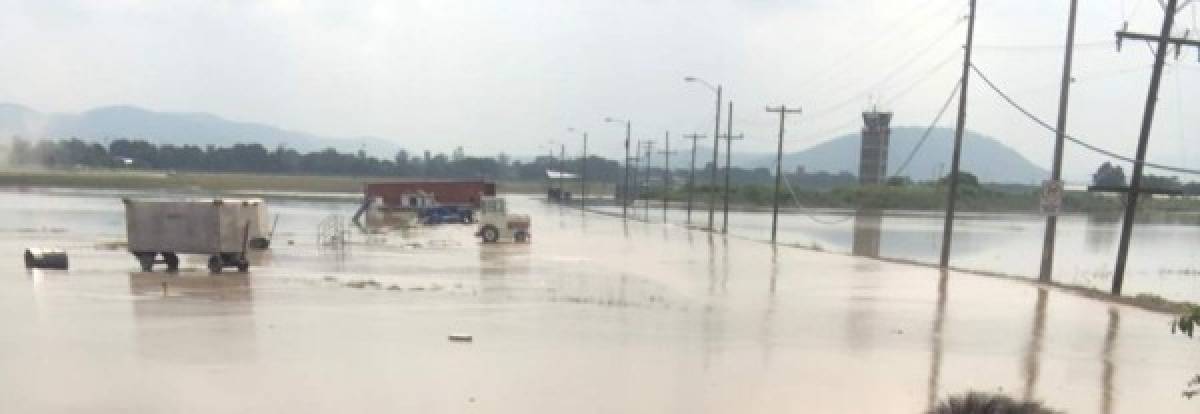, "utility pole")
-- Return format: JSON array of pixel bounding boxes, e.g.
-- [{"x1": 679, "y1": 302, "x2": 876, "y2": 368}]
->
[
  {"x1": 939, "y1": 0, "x2": 978, "y2": 269},
  {"x1": 1038, "y1": 0, "x2": 1079, "y2": 282},
  {"x1": 559, "y1": 143, "x2": 565, "y2": 200},
  {"x1": 629, "y1": 139, "x2": 643, "y2": 218},
  {"x1": 719, "y1": 130, "x2": 745, "y2": 234},
  {"x1": 606, "y1": 119, "x2": 633, "y2": 219},
  {"x1": 720, "y1": 102, "x2": 743, "y2": 234},
  {"x1": 659, "y1": 131, "x2": 677, "y2": 223},
  {"x1": 580, "y1": 132, "x2": 588, "y2": 210},
  {"x1": 642, "y1": 140, "x2": 655, "y2": 220},
  {"x1": 682, "y1": 133, "x2": 706, "y2": 225},
  {"x1": 765, "y1": 105, "x2": 803, "y2": 244},
  {"x1": 709, "y1": 87, "x2": 723, "y2": 231},
  {"x1": 1111, "y1": 0, "x2": 1196, "y2": 295}
]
